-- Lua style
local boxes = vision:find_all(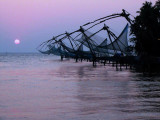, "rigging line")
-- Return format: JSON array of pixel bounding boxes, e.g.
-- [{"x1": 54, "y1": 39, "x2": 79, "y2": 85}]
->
[
  {"x1": 56, "y1": 33, "x2": 66, "y2": 38},
  {"x1": 73, "y1": 32, "x2": 83, "y2": 41},
  {"x1": 68, "y1": 34, "x2": 80, "y2": 48},
  {"x1": 49, "y1": 33, "x2": 67, "y2": 46},
  {"x1": 75, "y1": 38, "x2": 84, "y2": 52},
  {"x1": 74, "y1": 42, "x2": 85, "y2": 57},
  {"x1": 93, "y1": 14, "x2": 121, "y2": 23},
  {"x1": 37, "y1": 39, "x2": 51, "y2": 49},
  {"x1": 106, "y1": 28, "x2": 117, "y2": 54},
  {"x1": 80, "y1": 28, "x2": 103, "y2": 48},
  {"x1": 77, "y1": 28, "x2": 103, "y2": 49},
  {"x1": 109, "y1": 31, "x2": 127, "y2": 53},
  {"x1": 67, "y1": 33, "x2": 76, "y2": 51},
  {"x1": 101, "y1": 15, "x2": 124, "y2": 23},
  {"x1": 109, "y1": 30, "x2": 123, "y2": 53},
  {"x1": 75, "y1": 32, "x2": 93, "y2": 52},
  {"x1": 82, "y1": 29, "x2": 105, "y2": 54},
  {"x1": 81, "y1": 30, "x2": 96, "y2": 57},
  {"x1": 47, "y1": 30, "x2": 80, "y2": 47},
  {"x1": 106, "y1": 28, "x2": 121, "y2": 45},
  {"x1": 46, "y1": 39, "x2": 55, "y2": 48},
  {"x1": 49, "y1": 35, "x2": 68, "y2": 45},
  {"x1": 82, "y1": 13, "x2": 121, "y2": 27},
  {"x1": 45, "y1": 41, "x2": 52, "y2": 50},
  {"x1": 82, "y1": 10, "x2": 132, "y2": 34},
  {"x1": 82, "y1": 9, "x2": 133, "y2": 27},
  {"x1": 47, "y1": 39, "x2": 60, "y2": 52},
  {"x1": 55, "y1": 45, "x2": 66, "y2": 56},
  {"x1": 86, "y1": 29, "x2": 104, "y2": 53},
  {"x1": 73, "y1": 20, "x2": 104, "y2": 40},
  {"x1": 73, "y1": 15, "x2": 121, "y2": 40},
  {"x1": 109, "y1": 25, "x2": 128, "y2": 48},
  {"x1": 76, "y1": 36, "x2": 91, "y2": 51},
  {"x1": 77, "y1": 28, "x2": 105, "y2": 53},
  {"x1": 40, "y1": 25, "x2": 101, "y2": 52},
  {"x1": 98, "y1": 37, "x2": 108, "y2": 47},
  {"x1": 46, "y1": 33, "x2": 66, "y2": 44},
  {"x1": 66, "y1": 31, "x2": 79, "y2": 47},
  {"x1": 95, "y1": 38, "x2": 109, "y2": 54},
  {"x1": 109, "y1": 27, "x2": 119, "y2": 35},
  {"x1": 100, "y1": 23, "x2": 125, "y2": 53},
  {"x1": 59, "y1": 37, "x2": 79, "y2": 54},
  {"x1": 88, "y1": 28, "x2": 103, "y2": 39},
  {"x1": 50, "y1": 37, "x2": 65, "y2": 50},
  {"x1": 37, "y1": 33, "x2": 66, "y2": 50},
  {"x1": 109, "y1": 31, "x2": 127, "y2": 48},
  {"x1": 37, "y1": 40, "x2": 52, "y2": 51},
  {"x1": 60, "y1": 42, "x2": 74, "y2": 53},
  {"x1": 47, "y1": 35, "x2": 66, "y2": 49},
  {"x1": 87, "y1": 15, "x2": 122, "y2": 32}
]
